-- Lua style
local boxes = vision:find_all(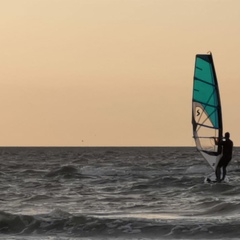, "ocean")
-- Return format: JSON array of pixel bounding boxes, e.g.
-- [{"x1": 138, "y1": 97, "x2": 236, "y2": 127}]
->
[{"x1": 0, "y1": 147, "x2": 240, "y2": 240}]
